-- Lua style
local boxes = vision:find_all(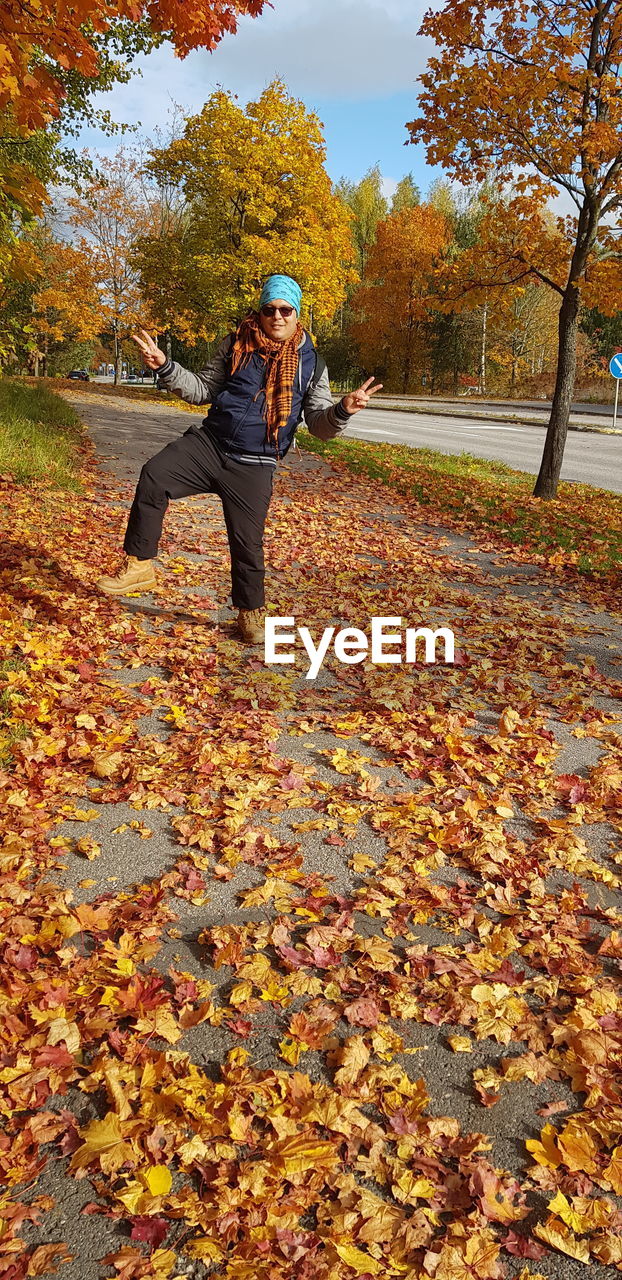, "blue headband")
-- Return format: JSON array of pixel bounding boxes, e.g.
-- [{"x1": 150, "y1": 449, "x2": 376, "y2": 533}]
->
[{"x1": 259, "y1": 274, "x2": 302, "y2": 314}]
